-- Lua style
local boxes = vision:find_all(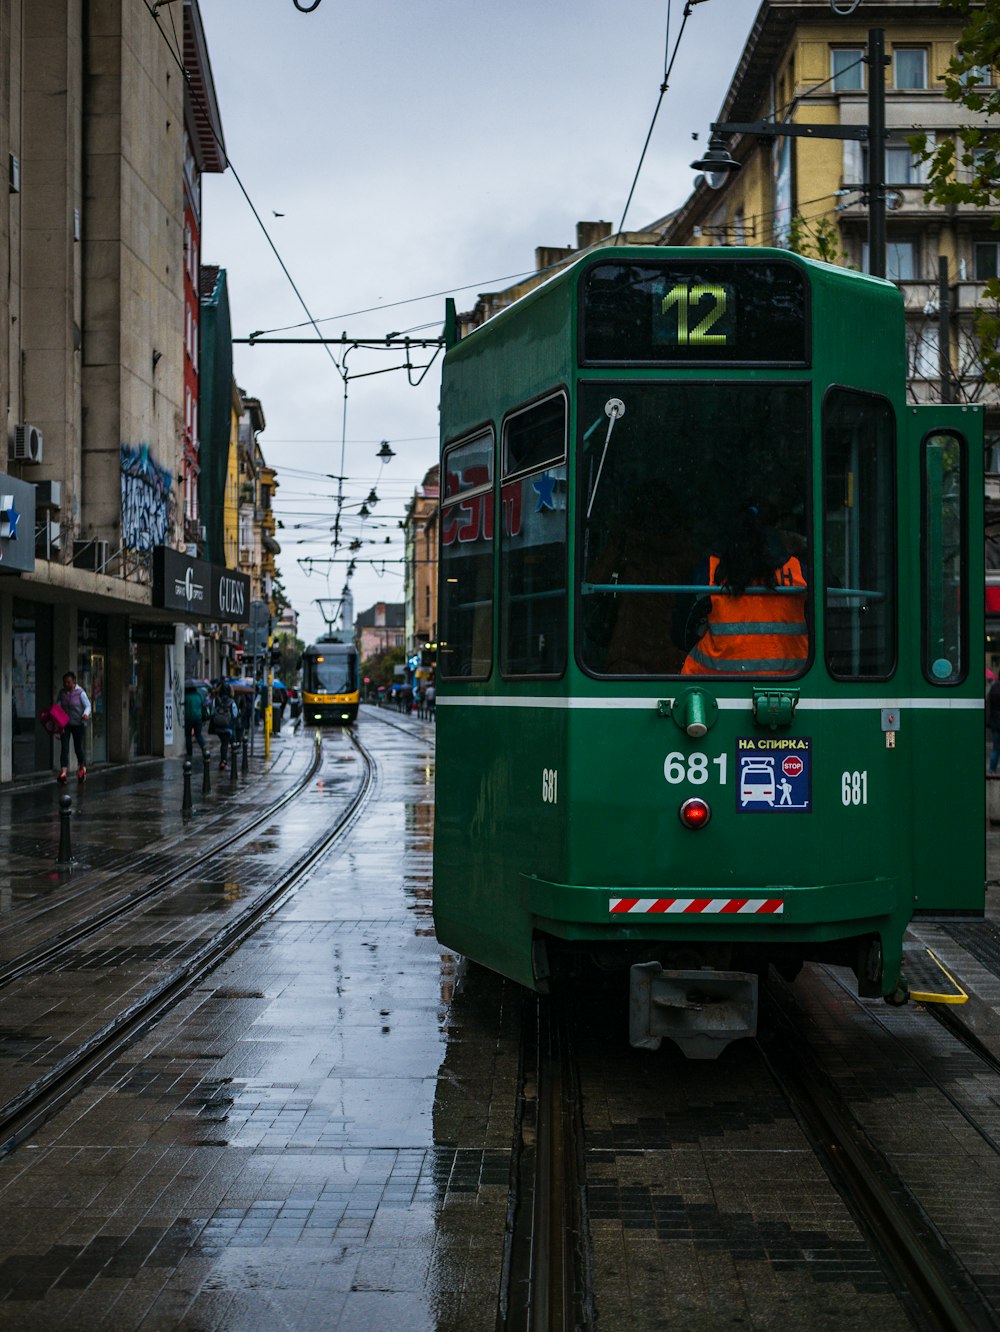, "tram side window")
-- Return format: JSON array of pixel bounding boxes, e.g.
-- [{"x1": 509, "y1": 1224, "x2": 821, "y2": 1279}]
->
[
  {"x1": 823, "y1": 389, "x2": 896, "y2": 679},
  {"x1": 500, "y1": 394, "x2": 568, "y2": 677},
  {"x1": 922, "y1": 431, "x2": 966, "y2": 684},
  {"x1": 440, "y1": 431, "x2": 494, "y2": 680}
]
